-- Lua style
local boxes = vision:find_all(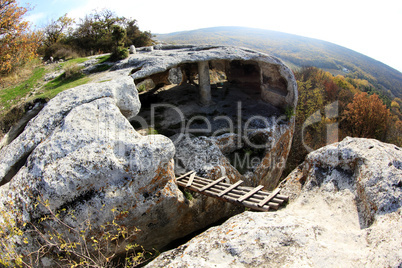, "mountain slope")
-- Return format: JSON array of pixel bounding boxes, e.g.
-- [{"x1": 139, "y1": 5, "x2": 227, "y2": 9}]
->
[{"x1": 156, "y1": 26, "x2": 402, "y2": 99}]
